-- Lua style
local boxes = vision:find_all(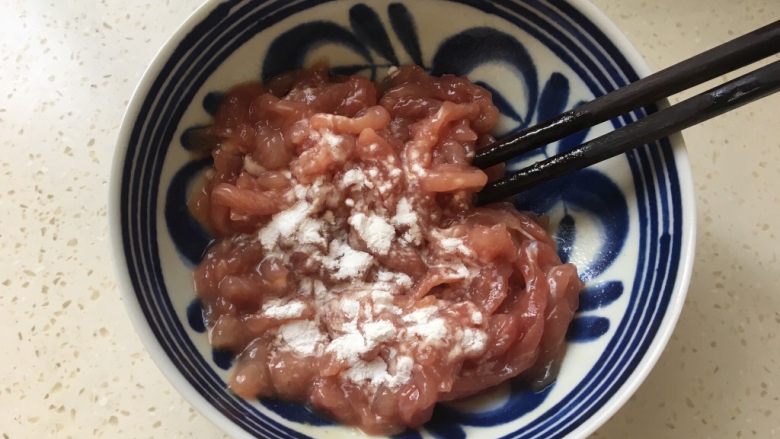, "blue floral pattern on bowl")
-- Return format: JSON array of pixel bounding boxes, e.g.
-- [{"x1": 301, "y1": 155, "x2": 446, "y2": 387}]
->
[{"x1": 113, "y1": 1, "x2": 692, "y2": 438}]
